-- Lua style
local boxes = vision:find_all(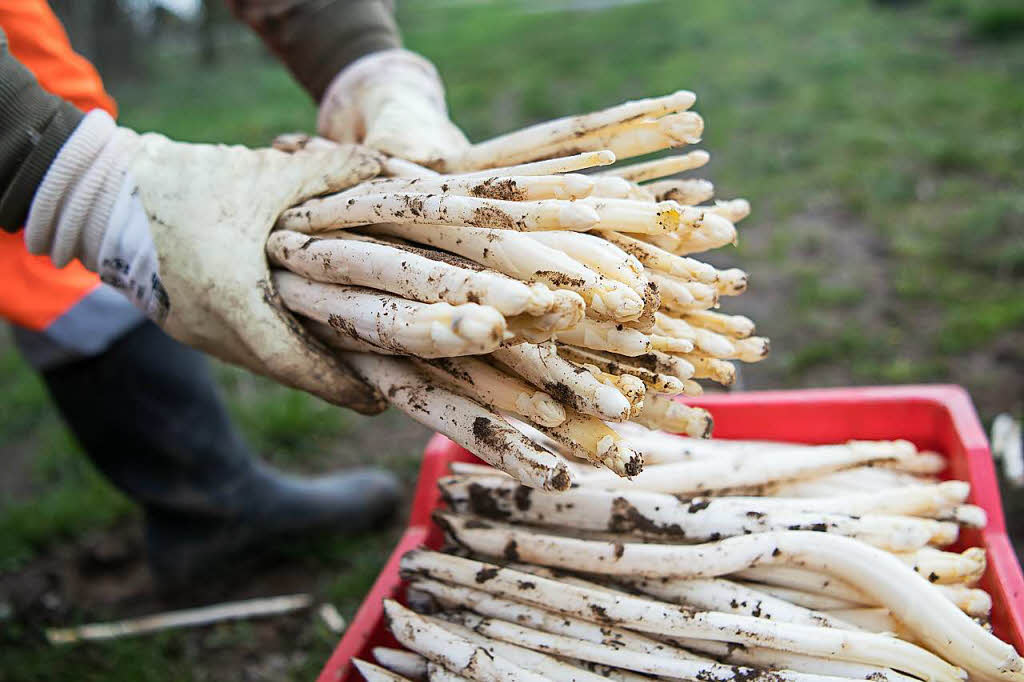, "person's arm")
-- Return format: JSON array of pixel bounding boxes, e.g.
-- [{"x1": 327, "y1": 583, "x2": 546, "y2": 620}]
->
[
  {"x1": 228, "y1": 0, "x2": 469, "y2": 168},
  {"x1": 0, "y1": 29, "x2": 83, "y2": 232},
  {"x1": 225, "y1": 0, "x2": 400, "y2": 101}
]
